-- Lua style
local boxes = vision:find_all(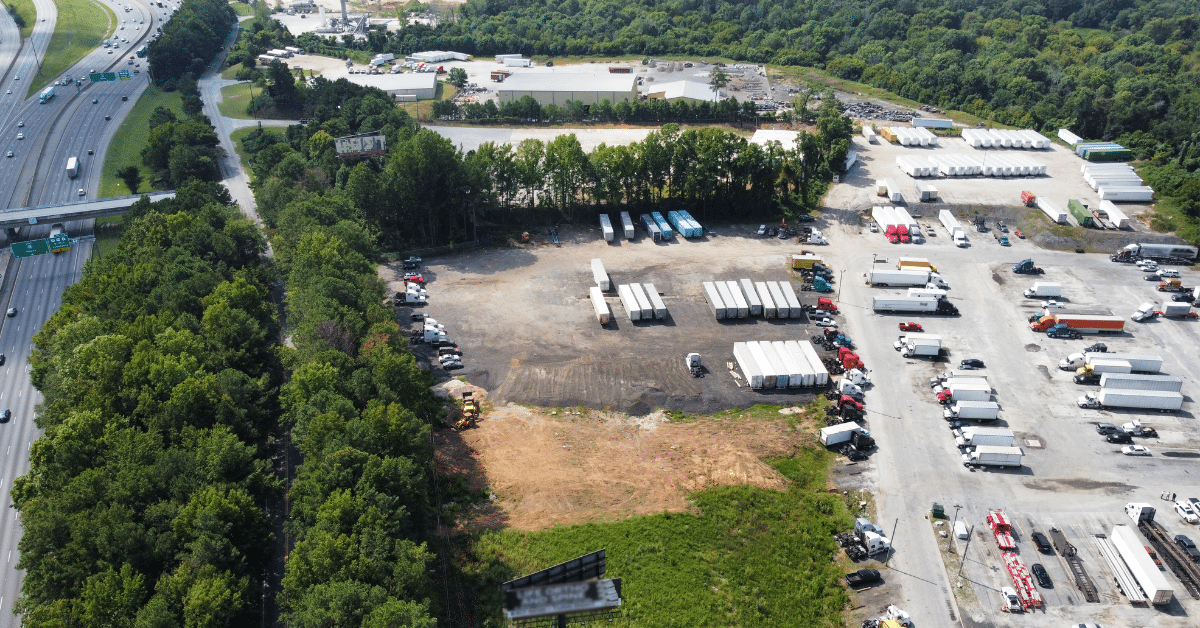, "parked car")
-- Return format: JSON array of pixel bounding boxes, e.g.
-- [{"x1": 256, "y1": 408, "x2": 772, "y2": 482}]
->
[
  {"x1": 1122, "y1": 445, "x2": 1151, "y2": 456},
  {"x1": 1171, "y1": 293, "x2": 1195, "y2": 302},
  {"x1": 1031, "y1": 532, "x2": 1052, "y2": 552},
  {"x1": 757, "y1": 224, "x2": 766, "y2": 236},
  {"x1": 1031, "y1": 563, "x2": 1052, "y2": 588},
  {"x1": 1144, "y1": 274, "x2": 1161, "y2": 281},
  {"x1": 899, "y1": 322, "x2": 923, "y2": 332},
  {"x1": 1013, "y1": 230, "x2": 1025, "y2": 239},
  {"x1": 869, "y1": 222, "x2": 878, "y2": 232},
  {"x1": 1175, "y1": 535, "x2": 1200, "y2": 561},
  {"x1": 814, "y1": 318, "x2": 837, "y2": 327},
  {"x1": 960, "y1": 359, "x2": 985, "y2": 368},
  {"x1": 409, "y1": 313, "x2": 425, "y2": 321},
  {"x1": 1175, "y1": 501, "x2": 1199, "y2": 524},
  {"x1": 1107, "y1": 432, "x2": 1133, "y2": 444},
  {"x1": 404, "y1": 274, "x2": 425, "y2": 284},
  {"x1": 1096, "y1": 423, "x2": 1120, "y2": 435}
]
